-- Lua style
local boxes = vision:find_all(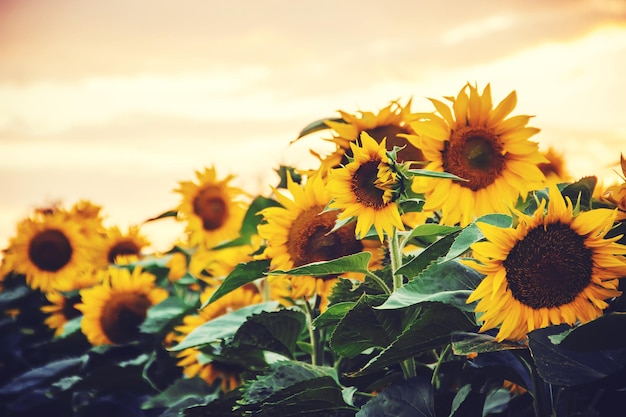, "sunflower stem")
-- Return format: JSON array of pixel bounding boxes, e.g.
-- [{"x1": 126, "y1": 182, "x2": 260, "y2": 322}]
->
[
  {"x1": 388, "y1": 226, "x2": 404, "y2": 292},
  {"x1": 522, "y1": 353, "x2": 552, "y2": 417},
  {"x1": 387, "y1": 226, "x2": 416, "y2": 379},
  {"x1": 302, "y1": 297, "x2": 321, "y2": 366},
  {"x1": 366, "y1": 271, "x2": 391, "y2": 295},
  {"x1": 431, "y1": 344, "x2": 451, "y2": 389}
]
